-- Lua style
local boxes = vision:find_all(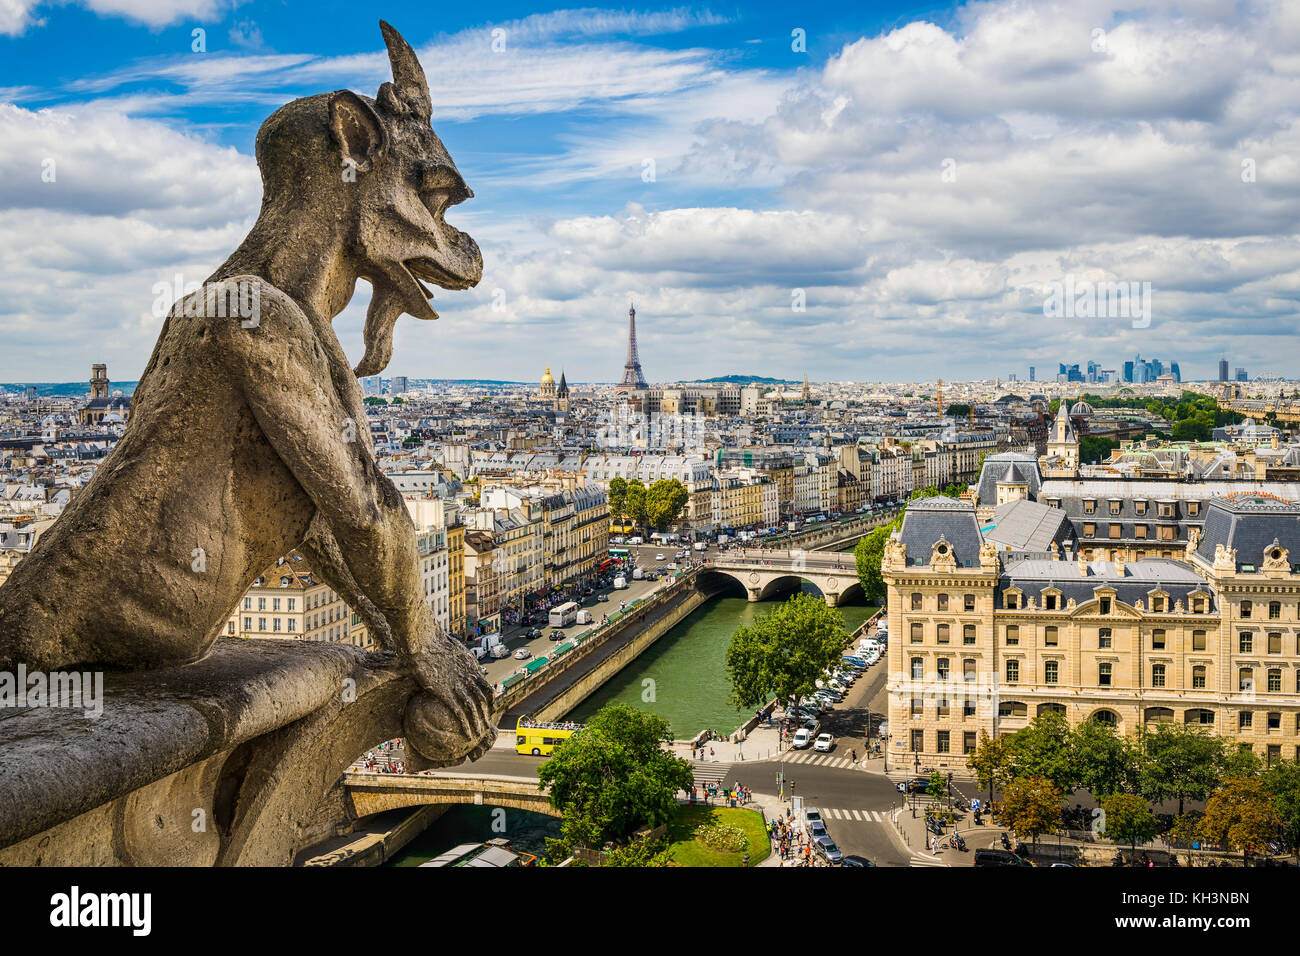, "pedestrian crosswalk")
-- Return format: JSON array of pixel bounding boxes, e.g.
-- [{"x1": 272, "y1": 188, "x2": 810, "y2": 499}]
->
[
  {"x1": 691, "y1": 762, "x2": 733, "y2": 786},
  {"x1": 779, "y1": 752, "x2": 872, "y2": 771},
  {"x1": 809, "y1": 807, "x2": 890, "y2": 823}
]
